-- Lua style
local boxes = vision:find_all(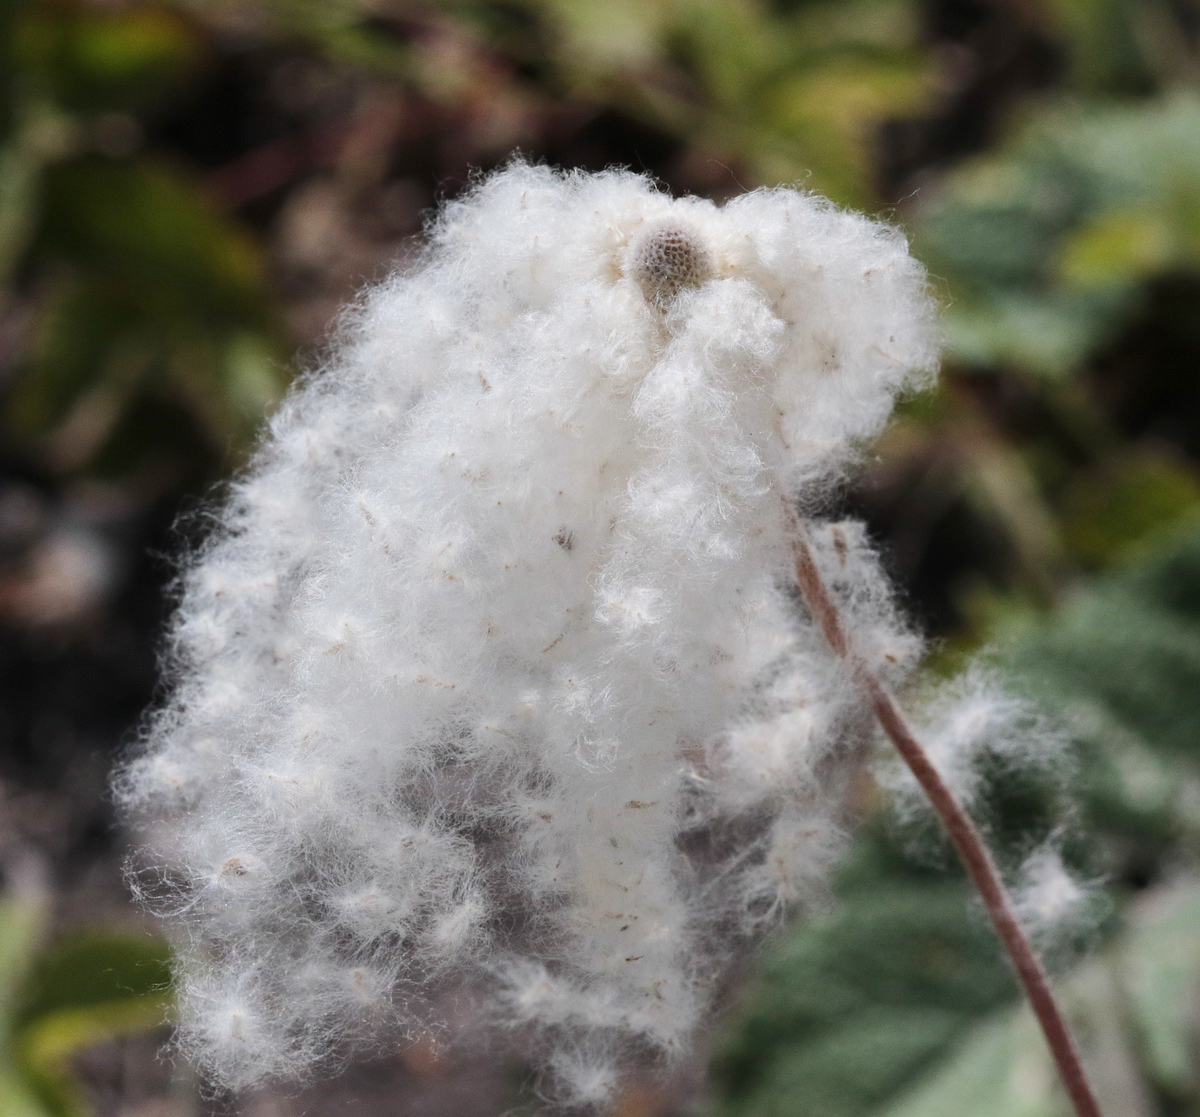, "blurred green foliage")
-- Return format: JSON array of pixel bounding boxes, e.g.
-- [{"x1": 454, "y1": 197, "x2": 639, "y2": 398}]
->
[
  {"x1": 915, "y1": 94, "x2": 1200, "y2": 376},
  {"x1": 875, "y1": 880, "x2": 1200, "y2": 1117},
  {"x1": 1, "y1": 0, "x2": 285, "y2": 484},
  {"x1": 715, "y1": 519, "x2": 1200, "y2": 1116},
  {"x1": 498, "y1": 0, "x2": 930, "y2": 206},
  {"x1": 240, "y1": 0, "x2": 930, "y2": 204},
  {"x1": 0, "y1": 899, "x2": 171, "y2": 1117}
]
